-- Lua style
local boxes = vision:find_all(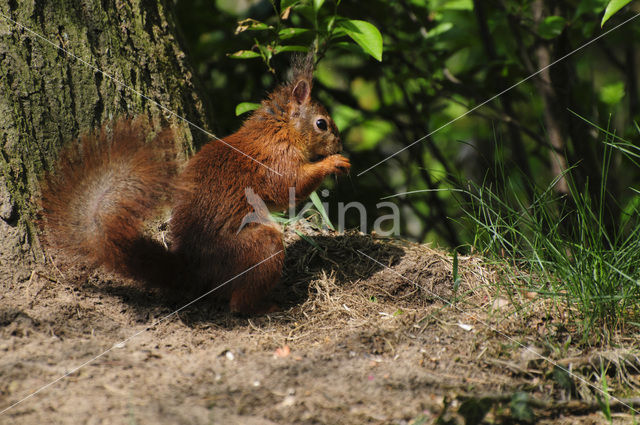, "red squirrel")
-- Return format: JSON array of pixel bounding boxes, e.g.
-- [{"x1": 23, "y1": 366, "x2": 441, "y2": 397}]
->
[{"x1": 41, "y1": 55, "x2": 350, "y2": 313}]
